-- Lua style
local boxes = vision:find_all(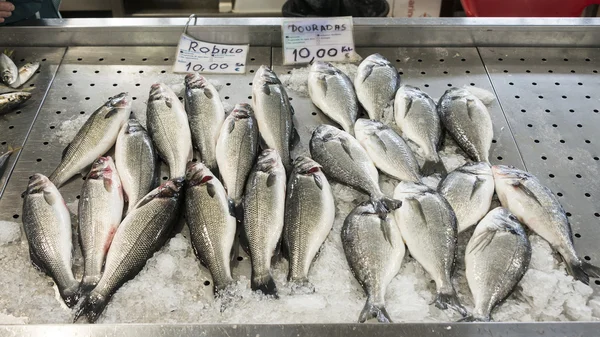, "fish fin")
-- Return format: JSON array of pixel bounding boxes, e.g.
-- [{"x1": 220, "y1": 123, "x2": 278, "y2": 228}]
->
[
  {"x1": 434, "y1": 291, "x2": 467, "y2": 317},
  {"x1": 258, "y1": 135, "x2": 268, "y2": 151},
  {"x1": 289, "y1": 279, "x2": 316, "y2": 295},
  {"x1": 468, "y1": 229, "x2": 496, "y2": 255},
  {"x1": 466, "y1": 99, "x2": 478, "y2": 120},
  {"x1": 582, "y1": 261, "x2": 600, "y2": 278},
  {"x1": 73, "y1": 293, "x2": 108, "y2": 323},
  {"x1": 405, "y1": 197, "x2": 426, "y2": 222},
  {"x1": 28, "y1": 247, "x2": 48, "y2": 274},
  {"x1": 61, "y1": 143, "x2": 71, "y2": 160},
  {"x1": 567, "y1": 260, "x2": 600, "y2": 285},
  {"x1": 42, "y1": 190, "x2": 58, "y2": 206},
  {"x1": 261, "y1": 83, "x2": 271, "y2": 95},
  {"x1": 104, "y1": 109, "x2": 118, "y2": 119},
  {"x1": 421, "y1": 158, "x2": 447, "y2": 176},
  {"x1": 80, "y1": 276, "x2": 100, "y2": 295},
  {"x1": 60, "y1": 284, "x2": 81, "y2": 308},
  {"x1": 313, "y1": 173, "x2": 324, "y2": 190},
  {"x1": 403, "y1": 96, "x2": 413, "y2": 119},
  {"x1": 203, "y1": 88, "x2": 213, "y2": 99},
  {"x1": 470, "y1": 176, "x2": 485, "y2": 199},
  {"x1": 251, "y1": 272, "x2": 278, "y2": 298},
  {"x1": 226, "y1": 118, "x2": 235, "y2": 133},
  {"x1": 317, "y1": 77, "x2": 327, "y2": 96},
  {"x1": 511, "y1": 180, "x2": 543, "y2": 206},
  {"x1": 380, "y1": 218, "x2": 394, "y2": 247},
  {"x1": 371, "y1": 197, "x2": 402, "y2": 219},
  {"x1": 103, "y1": 176, "x2": 114, "y2": 193},
  {"x1": 458, "y1": 315, "x2": 490, "y2": 322},
  {"x1": 374, "y1": 134, "x2": 388, "y2": 152},
  {"x1": 271, "y1": 237, "x2": 283, "y2": 265},
  {"x1": 358, "y1": 299, "x2": 392, "y2": 323},
  {"x1": 339, "y1": 137, "x2": 354, "y2": 160},
  {"x1": 266, "y1": 172, "x2": 277, "y2": 187},
  {"x1": 206, "y1": 183, "x2": 216, "y2": 198},
  {"x1": 360, "y1": 64, "x2": 374, "y2": 83},
  {"x1": 190, "y1": 239, "x2": 209, "y2": 268}
]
